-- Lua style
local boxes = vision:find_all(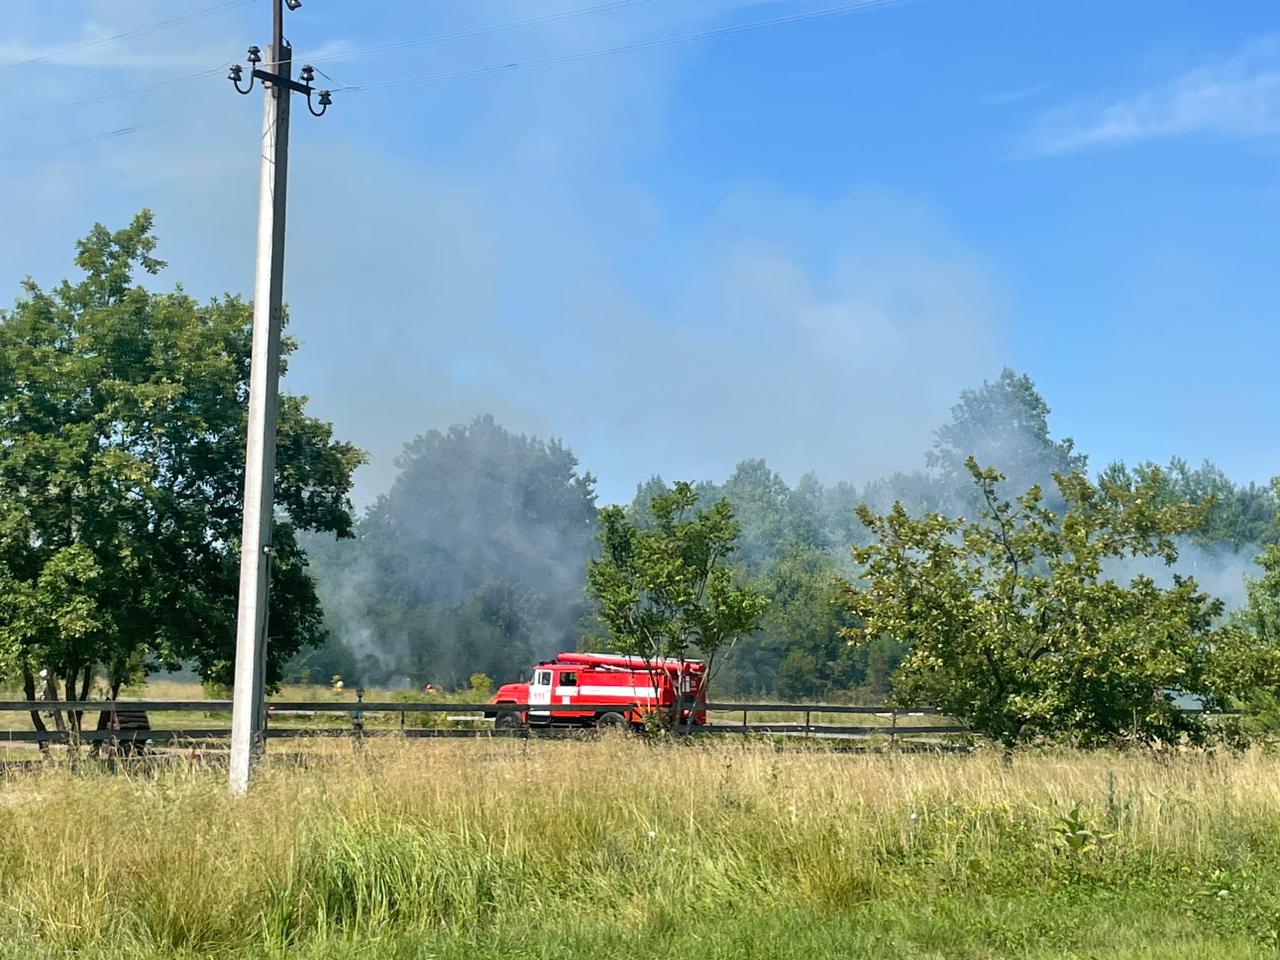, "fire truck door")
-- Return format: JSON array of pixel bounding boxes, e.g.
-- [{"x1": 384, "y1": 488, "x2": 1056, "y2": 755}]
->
[
  {"x1": 529, "y1": 668, "x2": 553, "y2": 717},
  {"x1": 554, "y1": 670, "x2": 578, "y2": 706}
]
